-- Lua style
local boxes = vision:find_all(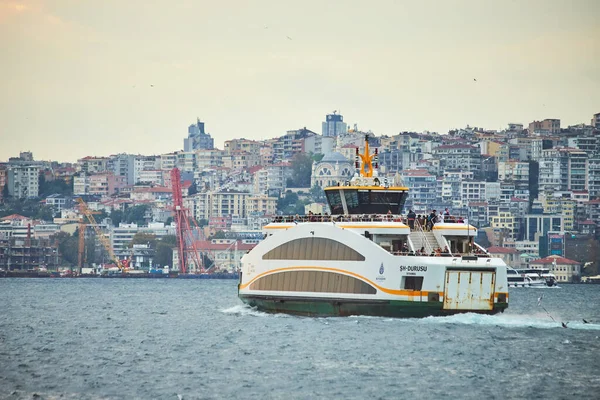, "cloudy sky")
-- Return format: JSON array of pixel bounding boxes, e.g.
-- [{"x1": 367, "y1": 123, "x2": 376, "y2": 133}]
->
[{"x1": 1, "y1": 0, "x2": 598, "y2": 162}]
